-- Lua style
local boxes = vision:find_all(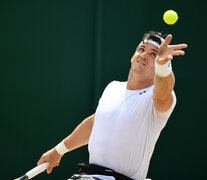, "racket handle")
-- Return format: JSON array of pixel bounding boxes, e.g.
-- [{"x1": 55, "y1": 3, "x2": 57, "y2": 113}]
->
[{"x1": 26, "y1": 162, "x2": 49, "y2": 179}]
